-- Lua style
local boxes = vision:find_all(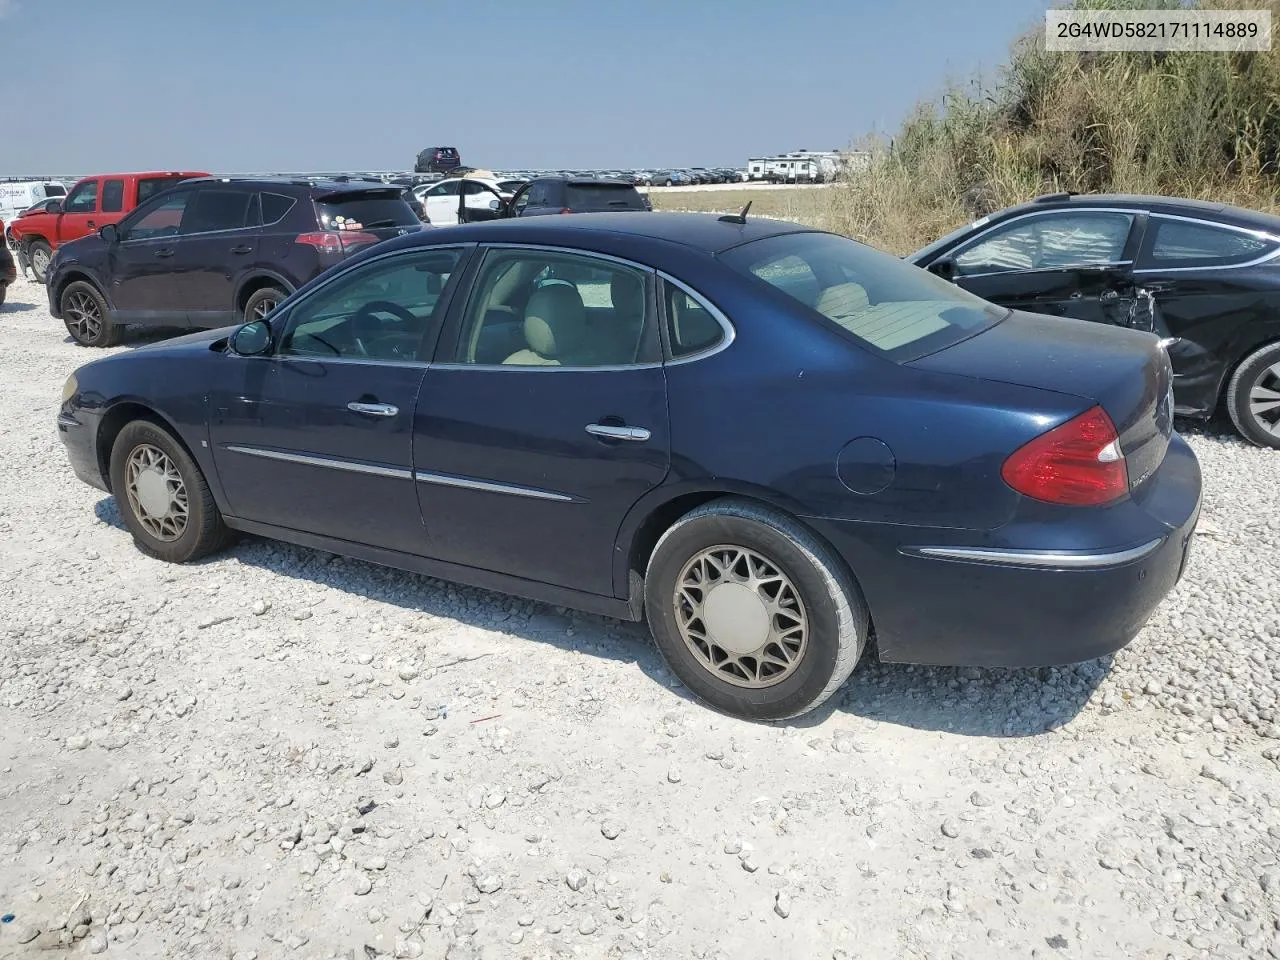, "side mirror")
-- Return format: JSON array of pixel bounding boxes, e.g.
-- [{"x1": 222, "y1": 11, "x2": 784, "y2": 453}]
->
[
  {"x1": 927, "y1": 256, "x2": 957, "y2": 280},
  {"x1": 99, "y1": 223, "x2": 119, "y2": 244},
  {"x1": 488, "y1": 198, "x2": 501, "y2": 211},
  {"x1": 229, "y1": 319, "x2": 272, "y2": 356},
  {"x1": 47, "y1": 199, "x2": 64, "y2": 215}
]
